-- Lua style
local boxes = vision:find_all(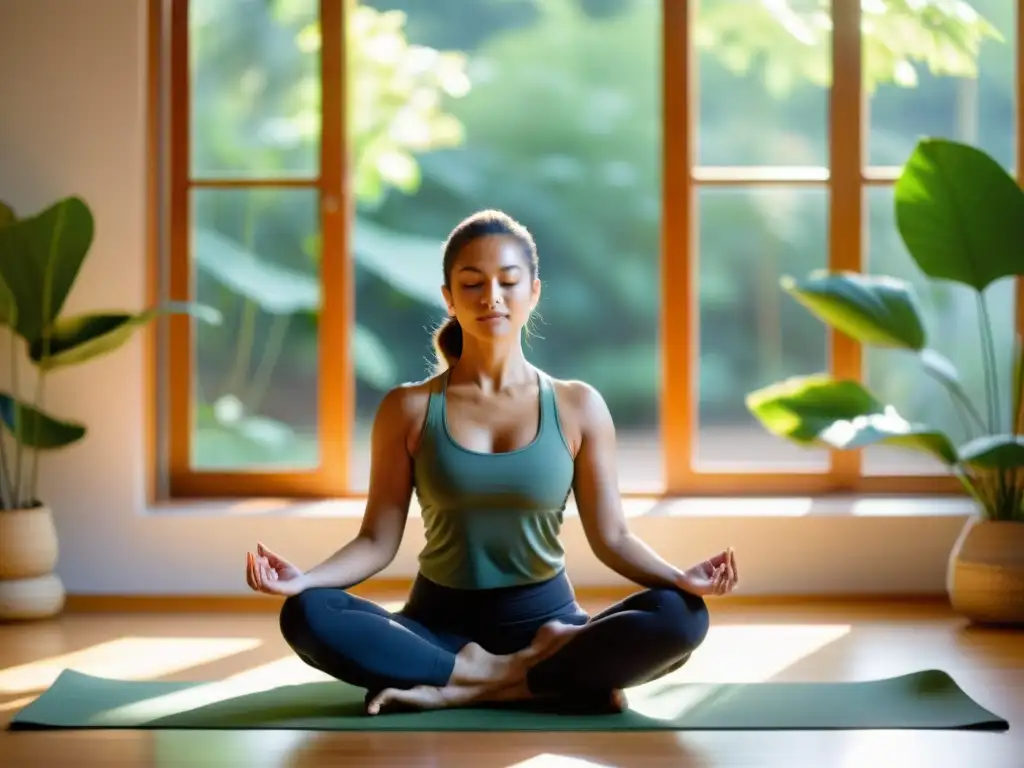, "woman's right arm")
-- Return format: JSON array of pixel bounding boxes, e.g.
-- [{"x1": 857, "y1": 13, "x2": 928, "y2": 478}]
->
[{"x1": 299, "y1": 385, "x2": 420, "y2": 591}]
